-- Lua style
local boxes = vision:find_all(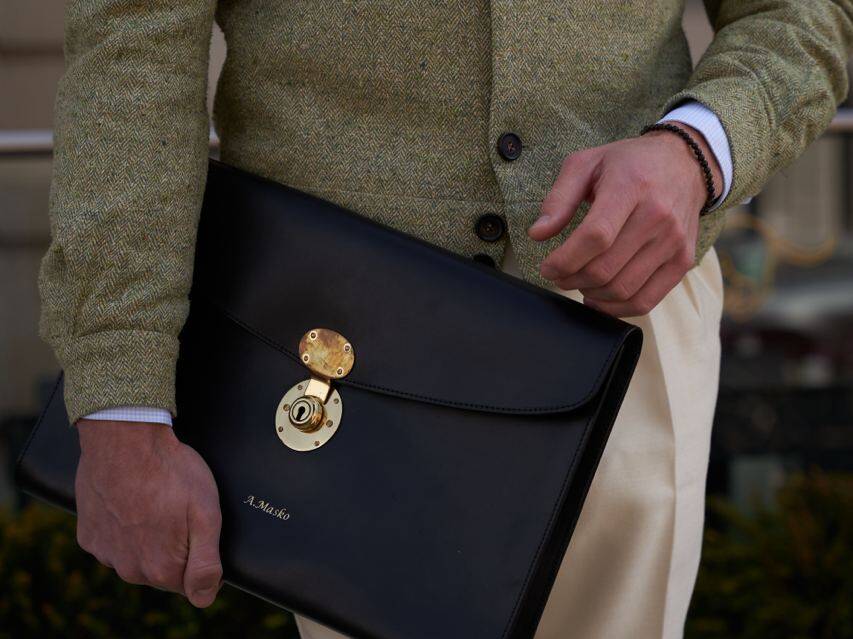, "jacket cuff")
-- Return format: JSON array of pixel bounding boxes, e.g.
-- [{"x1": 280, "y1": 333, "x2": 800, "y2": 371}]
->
[
  {"x1": 662, "y1": 76, "x2": 770, "y2": 211},
  {"x1": 55, "y1": 330, "x2": 179, "y2": 425}
]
